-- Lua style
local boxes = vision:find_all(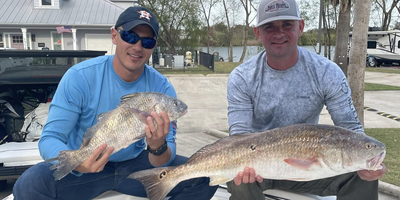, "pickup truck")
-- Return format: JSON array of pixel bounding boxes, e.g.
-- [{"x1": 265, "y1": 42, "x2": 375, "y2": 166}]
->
[{"x1": 0, "y1": 49, "x2": 106, "y2": 190}]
